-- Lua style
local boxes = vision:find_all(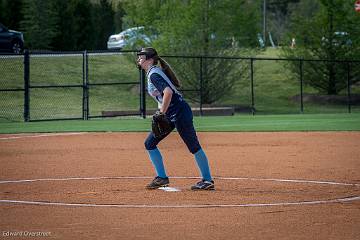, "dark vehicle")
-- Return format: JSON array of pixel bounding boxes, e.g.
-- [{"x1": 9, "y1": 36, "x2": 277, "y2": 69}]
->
[{"x1": 0, "y1": 23, "x2": 24, "y2": 54}]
